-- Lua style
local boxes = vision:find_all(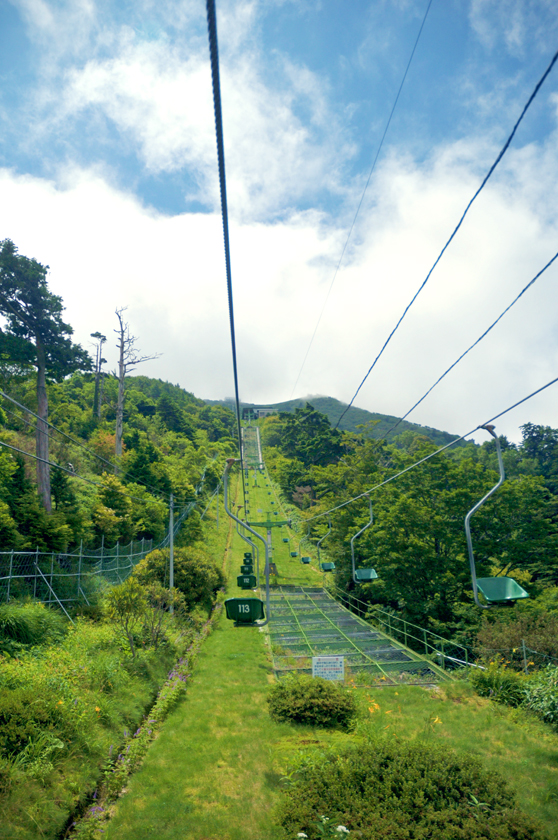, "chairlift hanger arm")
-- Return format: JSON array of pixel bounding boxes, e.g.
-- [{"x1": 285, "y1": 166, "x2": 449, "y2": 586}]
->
[
  {"x1": 464, "y1": 425, "x2": 528, "y2": 608},
  {"x1": 223, "y1": 459, "x2": 269, "y2": 626},
  {"x1": 350, "y1": 495, "x2": 373, "y2": 581}
]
